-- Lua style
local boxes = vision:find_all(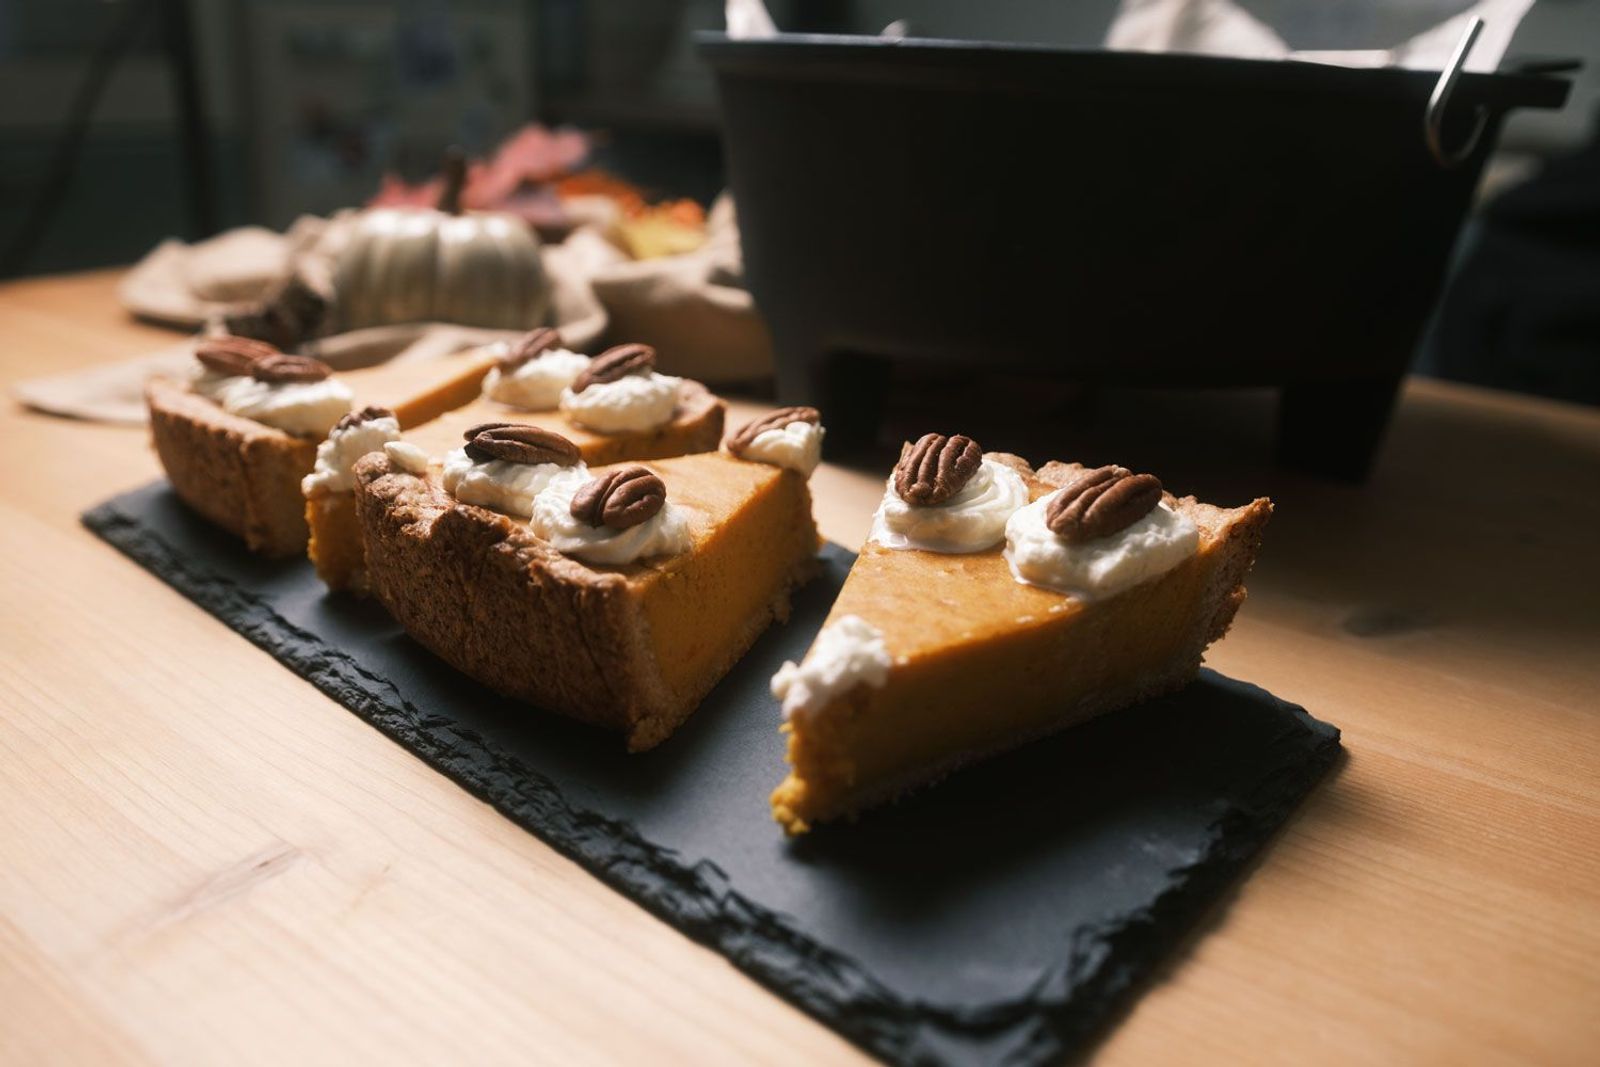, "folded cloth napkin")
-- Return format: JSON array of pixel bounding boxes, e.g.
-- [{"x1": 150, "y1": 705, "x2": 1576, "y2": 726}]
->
[
  {"x1": 1105, "y1": 0, "x2": 1535, "y2": 72},
  {"x1": 16, "y1": 194, "x2": 773, "y2": 424},
  {"x1": 114, "y1": 216, "x2": 329, "y2": 326}
]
